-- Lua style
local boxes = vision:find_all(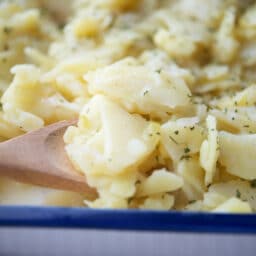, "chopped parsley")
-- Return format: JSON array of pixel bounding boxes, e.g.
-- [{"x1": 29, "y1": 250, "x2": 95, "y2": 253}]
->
[
  {"x1": 169, "y1": 135, "x2": 178, "y2": 145},
  {"x1": 236, "y1": 189, "x2": 241, "y2": 198},
  {"x1": 58, "y1": 23, "x2": 66, "y2": 30},
  {"x1": 250, "y1": 180, "x2": 256, "y2": 188},
  {"x1": 174, "y1": 130, "x2": 179, "y2": 135},
  {"x1": 127, "y1": 198, "x2": 133, "y2": 204},
  {"x1": 184, "y1": 147, "x2": 190, "y2": 154},
  {"x1": 143, "y1": 90, "x2": 149, "y2": 96},
  {"x1": 156, "y1": 69, "x2": 162, "y2": 73},
  {"x1": 3, "y1": 26, "x2": 12, "y2": 34}
]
